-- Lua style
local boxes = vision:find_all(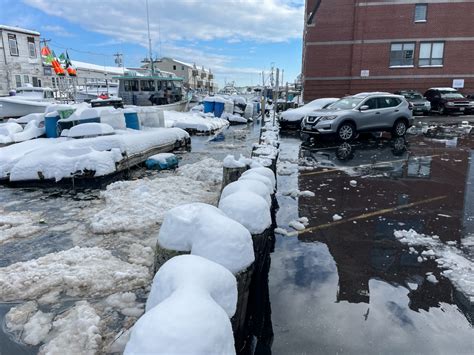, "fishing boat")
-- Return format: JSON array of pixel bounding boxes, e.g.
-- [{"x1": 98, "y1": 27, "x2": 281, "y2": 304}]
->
[
  {"x1": 75, "y1": 81, "x2": 119, "y2": 102},
  {"x1": 115, "y1": 73, "x2": 189, "y2": 111},
  {"x1": 0, "y1": 86, "x2": 56, "y2": 119}
]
